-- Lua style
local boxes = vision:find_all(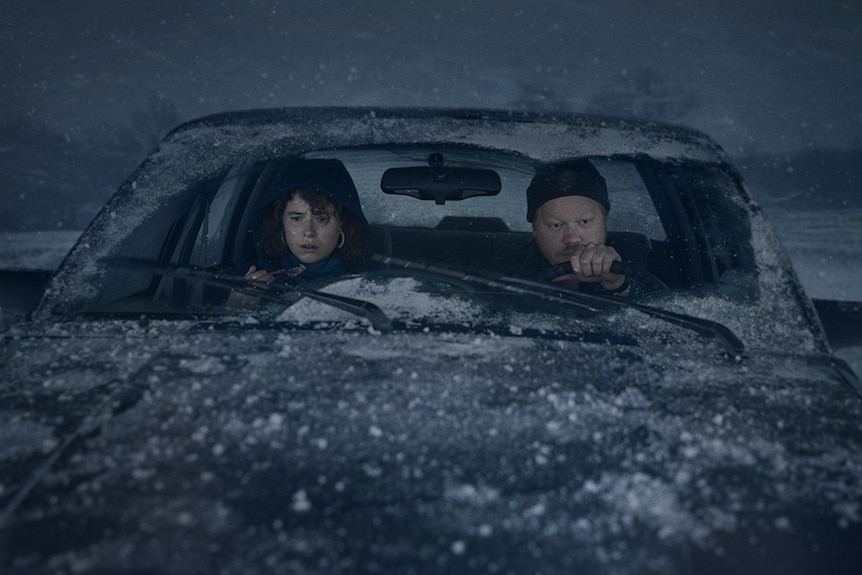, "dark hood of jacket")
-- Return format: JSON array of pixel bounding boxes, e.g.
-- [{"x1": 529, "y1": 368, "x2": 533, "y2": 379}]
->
[{"x1": 254, "y1": 157, "x2": 369, "y2": 235}]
